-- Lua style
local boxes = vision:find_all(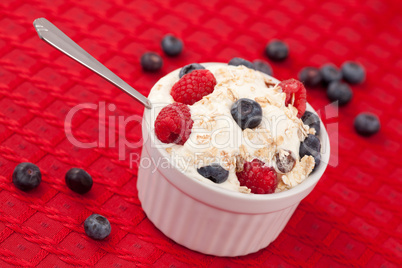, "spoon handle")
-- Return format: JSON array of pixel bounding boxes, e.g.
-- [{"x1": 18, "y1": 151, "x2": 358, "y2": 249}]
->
[{"x1": 33, "y1": 18, "x2": 152, "y2": 109}]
